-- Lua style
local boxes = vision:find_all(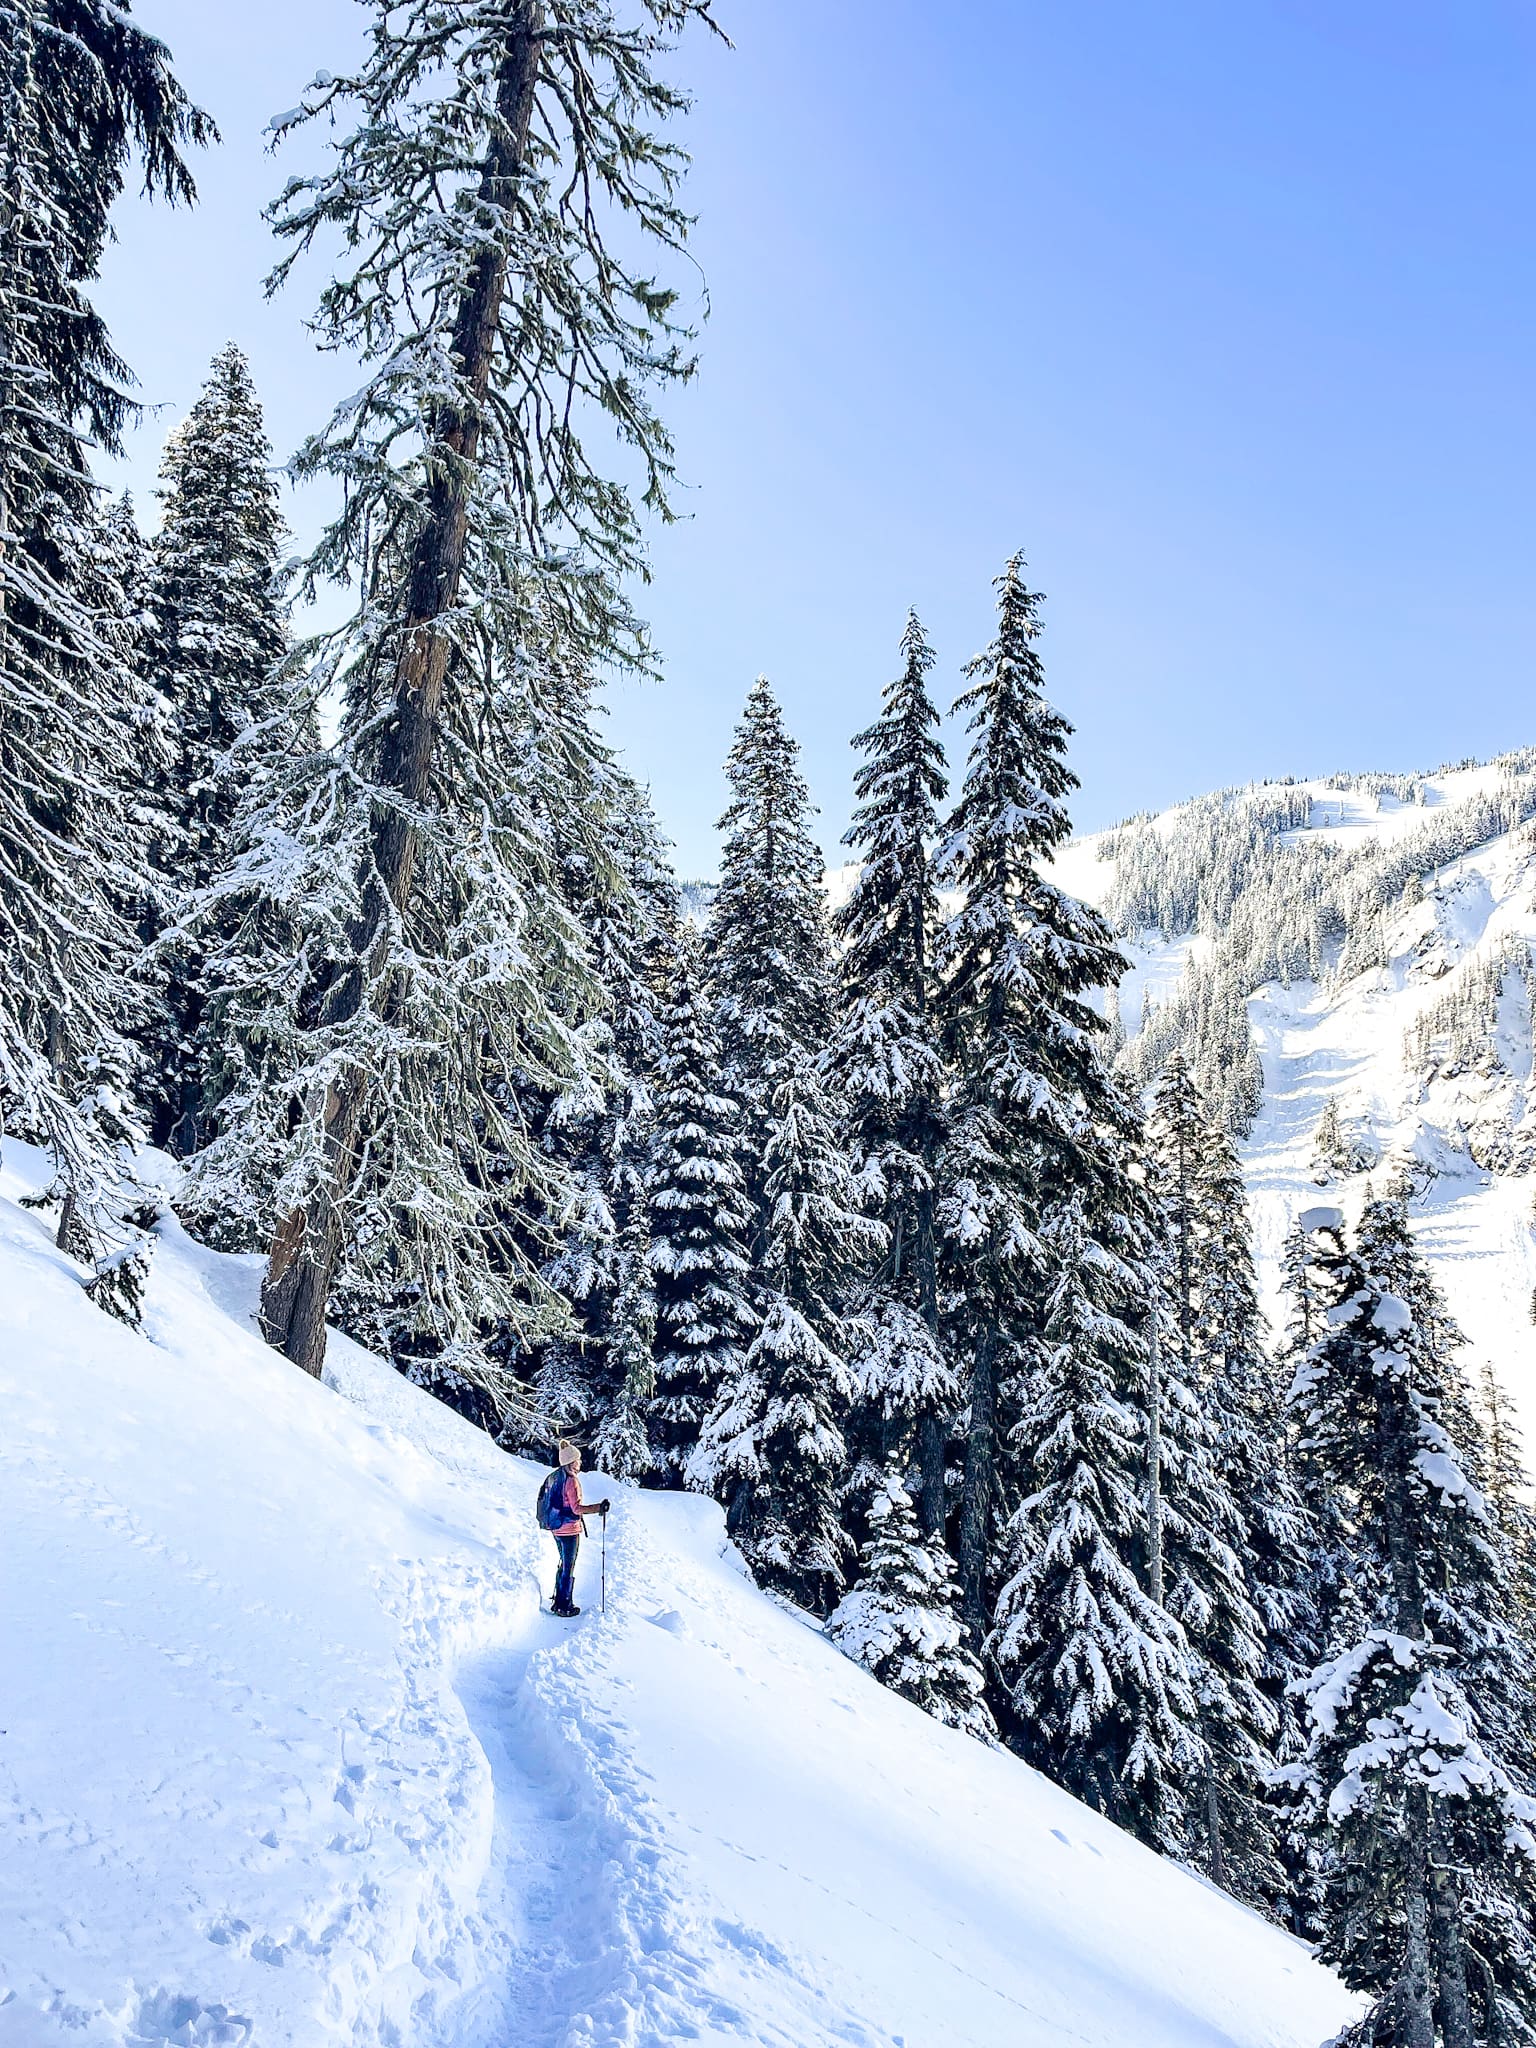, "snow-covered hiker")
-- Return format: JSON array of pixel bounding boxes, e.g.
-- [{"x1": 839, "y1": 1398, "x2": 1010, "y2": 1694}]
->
[{"x1": 536, "y1": 1441, "x2": 609, "y2": 1618}]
